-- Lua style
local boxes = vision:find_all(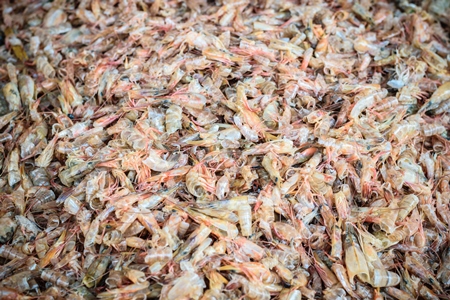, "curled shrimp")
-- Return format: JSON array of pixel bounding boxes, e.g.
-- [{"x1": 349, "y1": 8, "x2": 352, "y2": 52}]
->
[{"x1": 185, "y1": 162, "x2": 216, "y2": 199}]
